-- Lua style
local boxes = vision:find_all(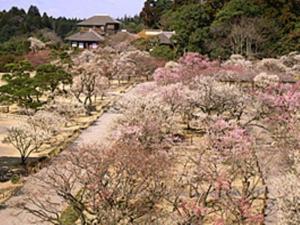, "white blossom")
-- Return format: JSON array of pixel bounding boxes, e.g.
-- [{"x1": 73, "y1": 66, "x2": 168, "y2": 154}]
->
[{"x1": 254, "y1": 72, "x2": 280, "y2": 88}]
